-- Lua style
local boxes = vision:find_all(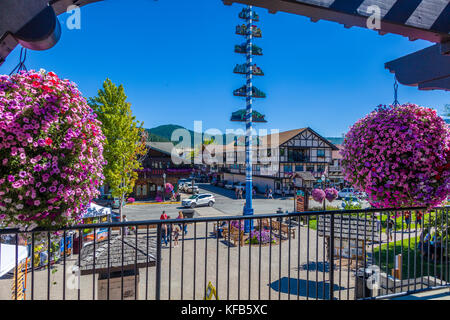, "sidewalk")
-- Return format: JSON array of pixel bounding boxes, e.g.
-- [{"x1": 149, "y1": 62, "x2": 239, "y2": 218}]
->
[{"x1": 127, "y1": 200, "x2": 181, "y2": 206}]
